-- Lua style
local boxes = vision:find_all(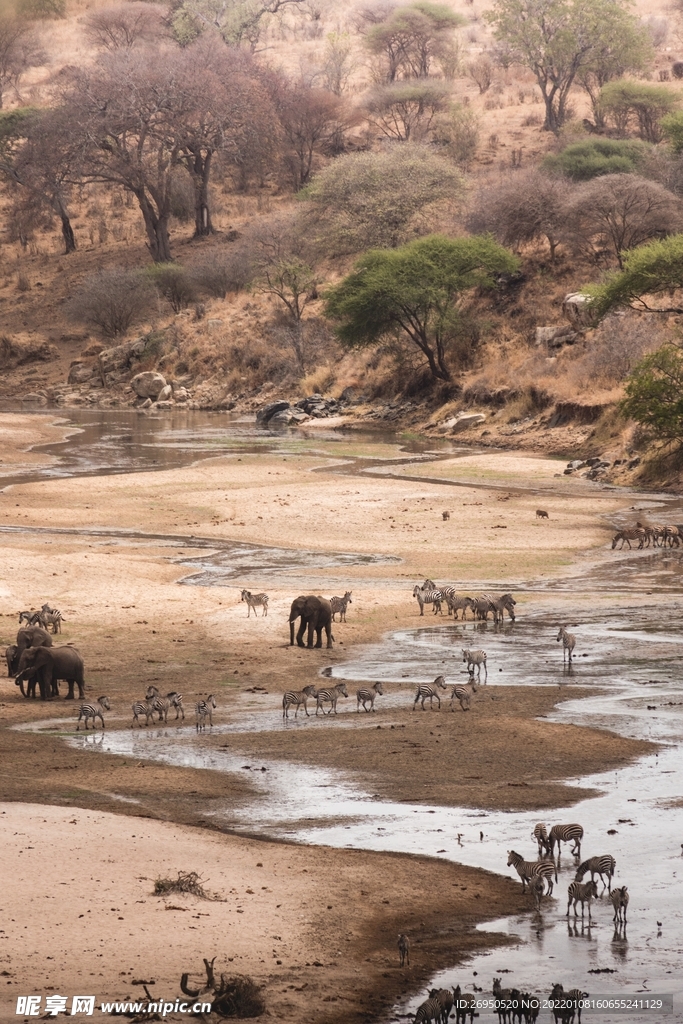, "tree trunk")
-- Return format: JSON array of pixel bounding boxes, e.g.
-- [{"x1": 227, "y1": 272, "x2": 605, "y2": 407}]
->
[
  {"x1": 60, "y1": 211, "x2": 76, "y2": 254},
  {"x1": 138, "y1": 192, "x2": 172, "y2": 263},
  {"x1": 192, "y1": 150, "x2": 214, "y2": 238}
]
